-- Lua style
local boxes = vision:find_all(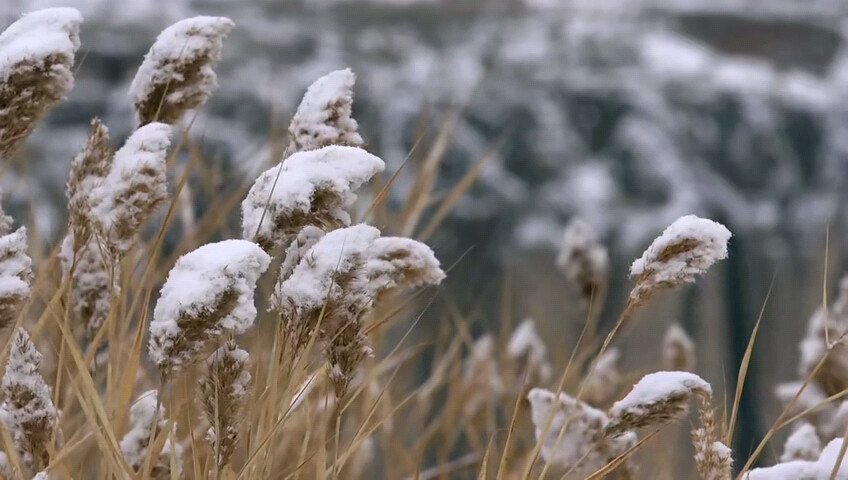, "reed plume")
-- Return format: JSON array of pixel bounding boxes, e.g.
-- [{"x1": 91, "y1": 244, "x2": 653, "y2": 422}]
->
[
  {"x1": 149, "y1": 239, "x2": 270, "y2": 377},
  {"x1": 199, "y1": 341, "x2": 251, "y2": 472},
  {"x1": 130, "y1": 16, "x2": 234, "y2": 126},
  {"x1": 628, "y1": 215, "x2": 731, "y2": 309},
  {"x1": 0, "y1": 328, "x2": 59, "y2": 472},
  {"x1": 241, "y1": 145, "x2": 385, "y2": 252},
  {"x1": 663, "y1": 323, "x2": 696, "y2": 371},
  {"x1": 507, "y1": 318, "x2": 552, "y2": 386},
  {"x1": 0, "y1": 227, "x2": 32, "y2": 331},
  {"x1": 0, "y1": 8, "x2": 82, "y2": 159},
  {"x1": 556, "y1": 218, "x2": 609, "y2": 306},
  {"x1": 780, "y1": 423, "x2": 821, "y2": 462},
  {"x1": 287, "y1": 68, "x2": 364, "y2": 155}
]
